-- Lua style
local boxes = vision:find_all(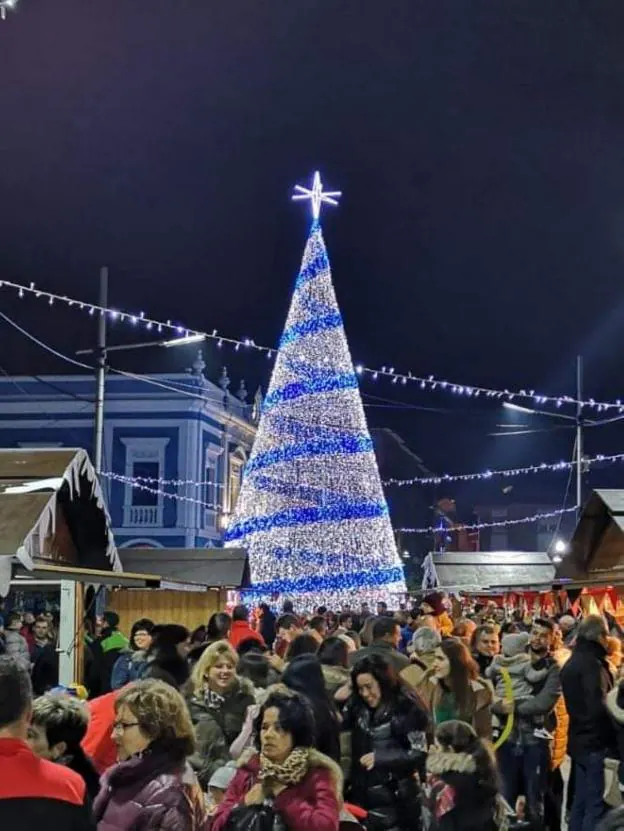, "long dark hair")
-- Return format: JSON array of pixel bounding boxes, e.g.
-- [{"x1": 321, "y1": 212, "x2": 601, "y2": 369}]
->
[
  {"x1": 440, "y1": 637, "x2": 478, "y2": 719},
  {"x1": 352, "y1": 652, "x2": 424, "y2": 710},
  {"x1": 282, "y1": 654, "x2": 341, "y2": 762}
]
